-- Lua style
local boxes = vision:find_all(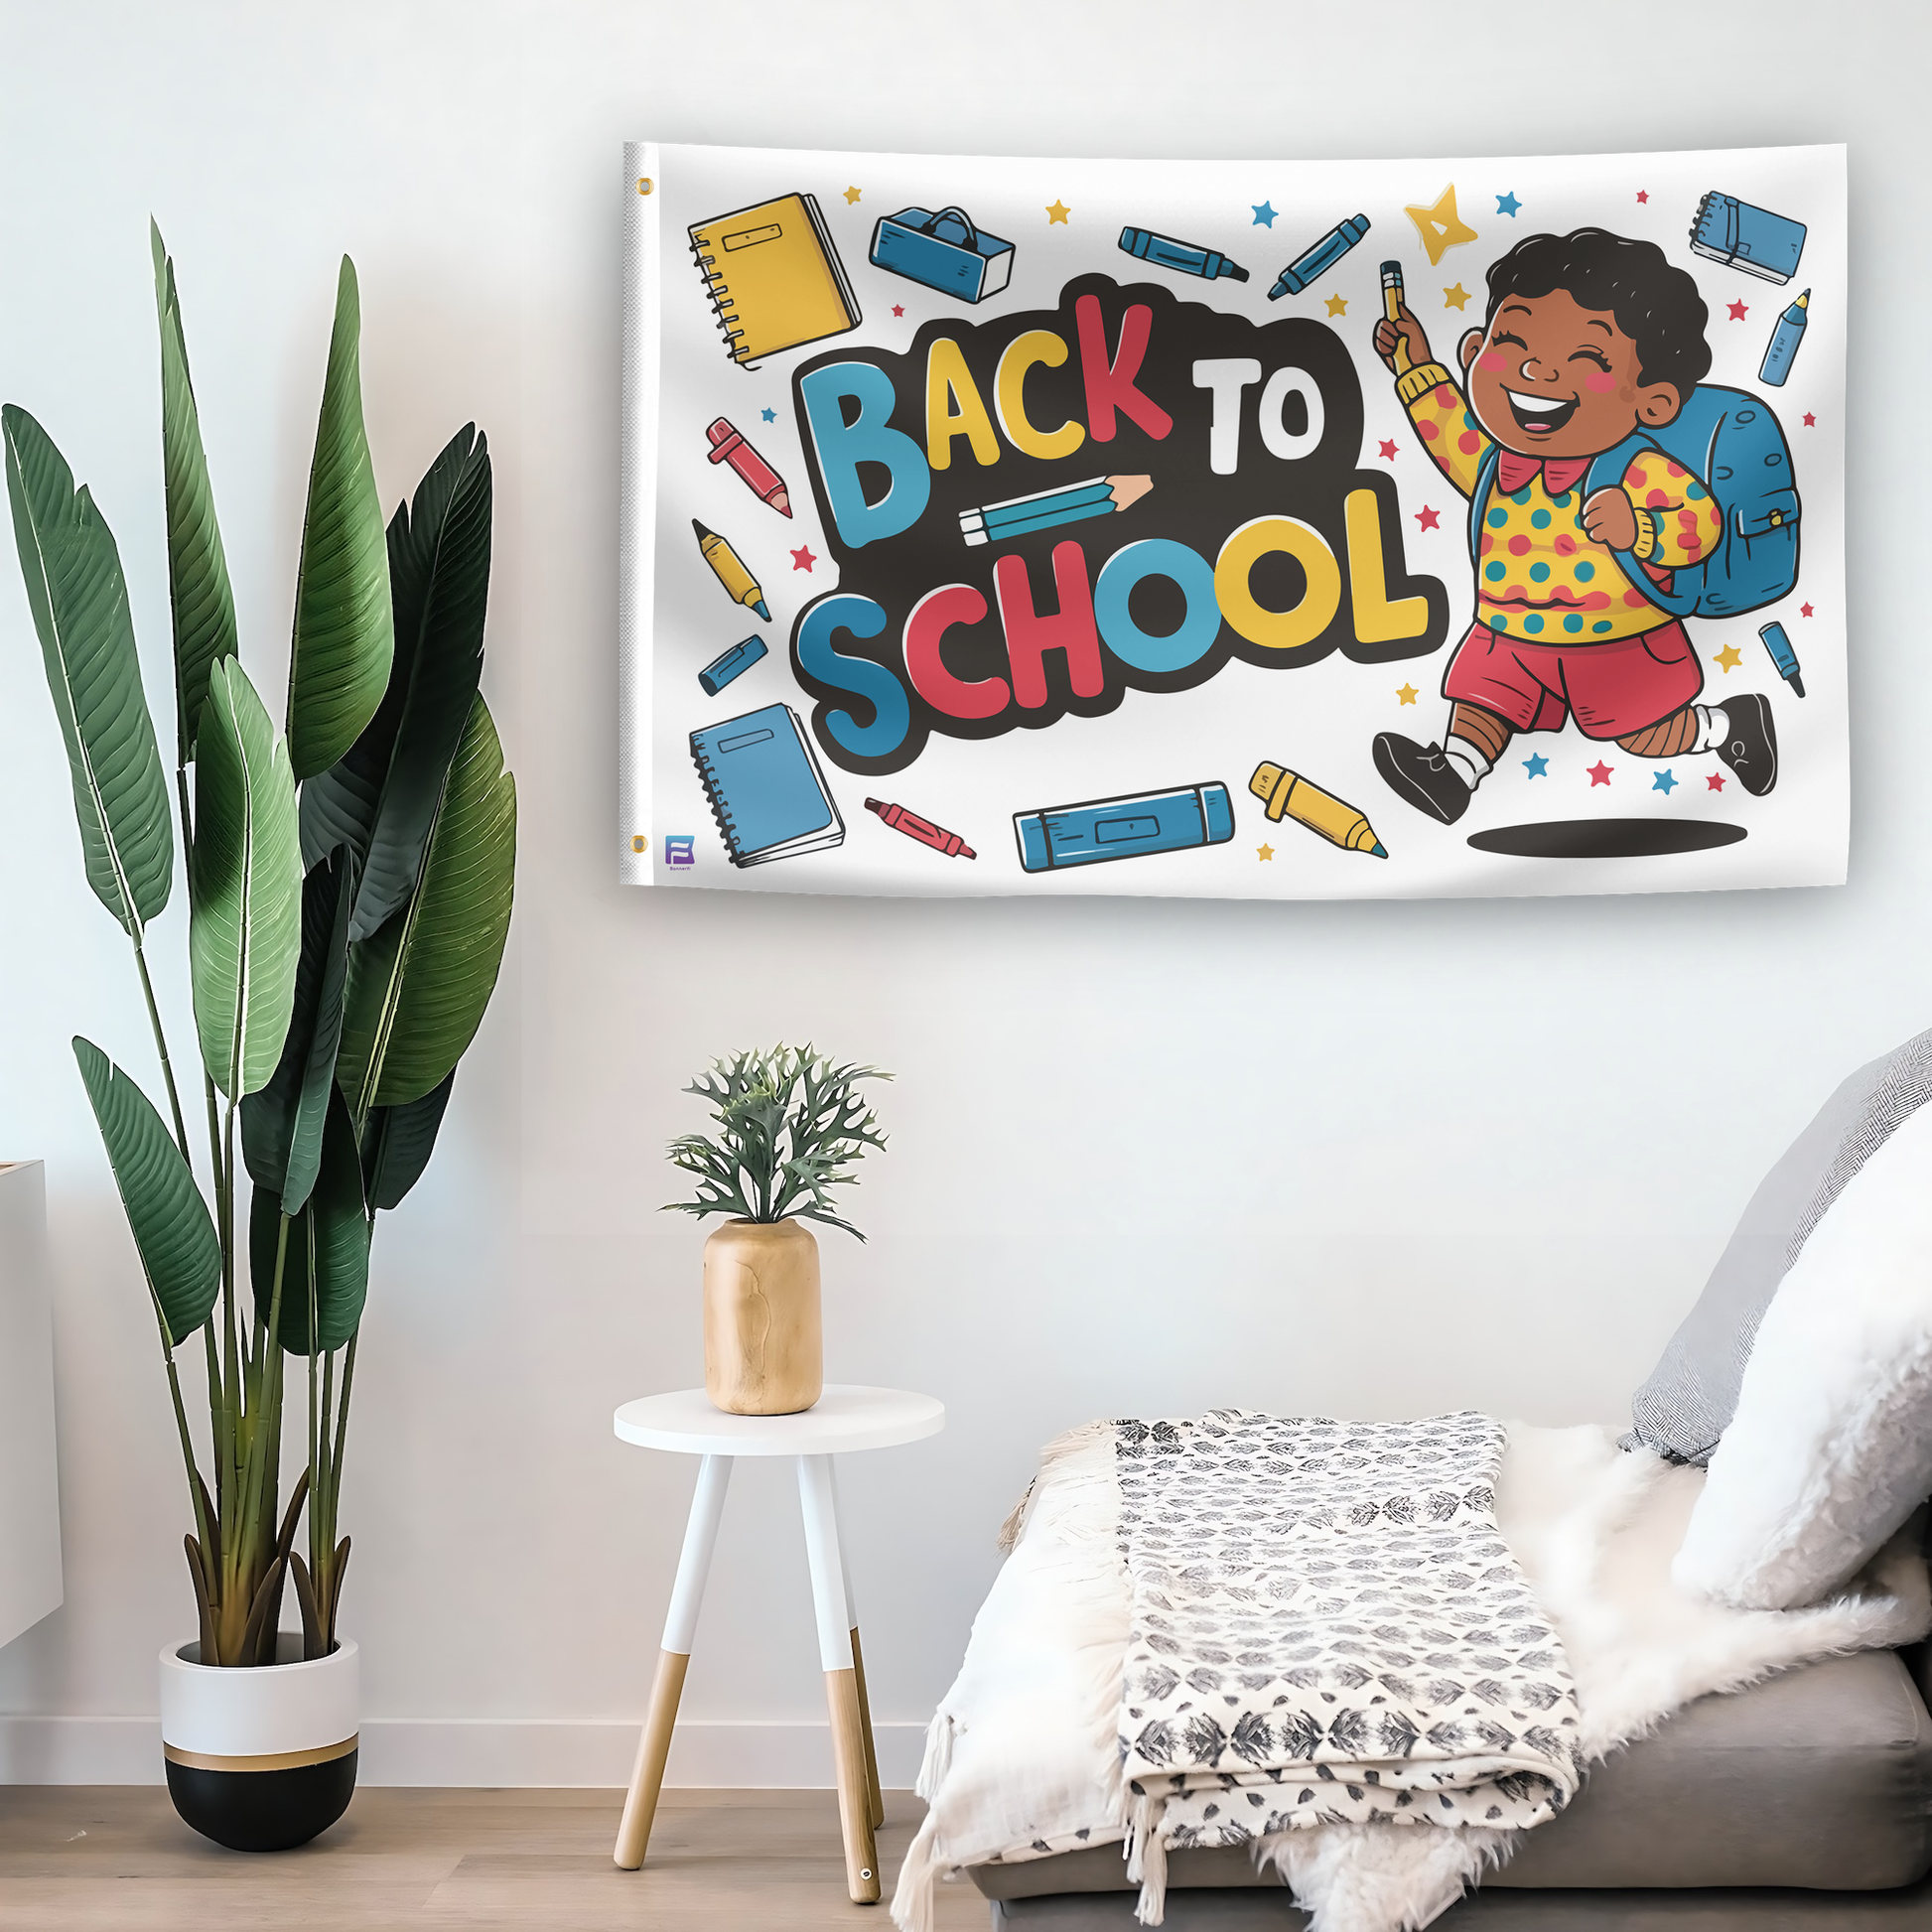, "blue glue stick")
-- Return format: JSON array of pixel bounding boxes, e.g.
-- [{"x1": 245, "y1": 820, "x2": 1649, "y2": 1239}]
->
[
  {"x1": 1757, "y1": 621, "x2": 1805, "y2": 698},
  {"x1": 1269, "y1": 214, "x2": 1370, "y2": 299},
  {"x1": 1014, "y1": 781, "x2": 1236, "y2": 873},
  {"x1": 698, "y1": 635, "x2": 767, "y2": 696},
  {"x1": 1759, "y1": 290, "x2": 1809, "y2": 387},
  {"x1": 1118, "y1": 226, "x2": 1249, "y2": 282}
]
